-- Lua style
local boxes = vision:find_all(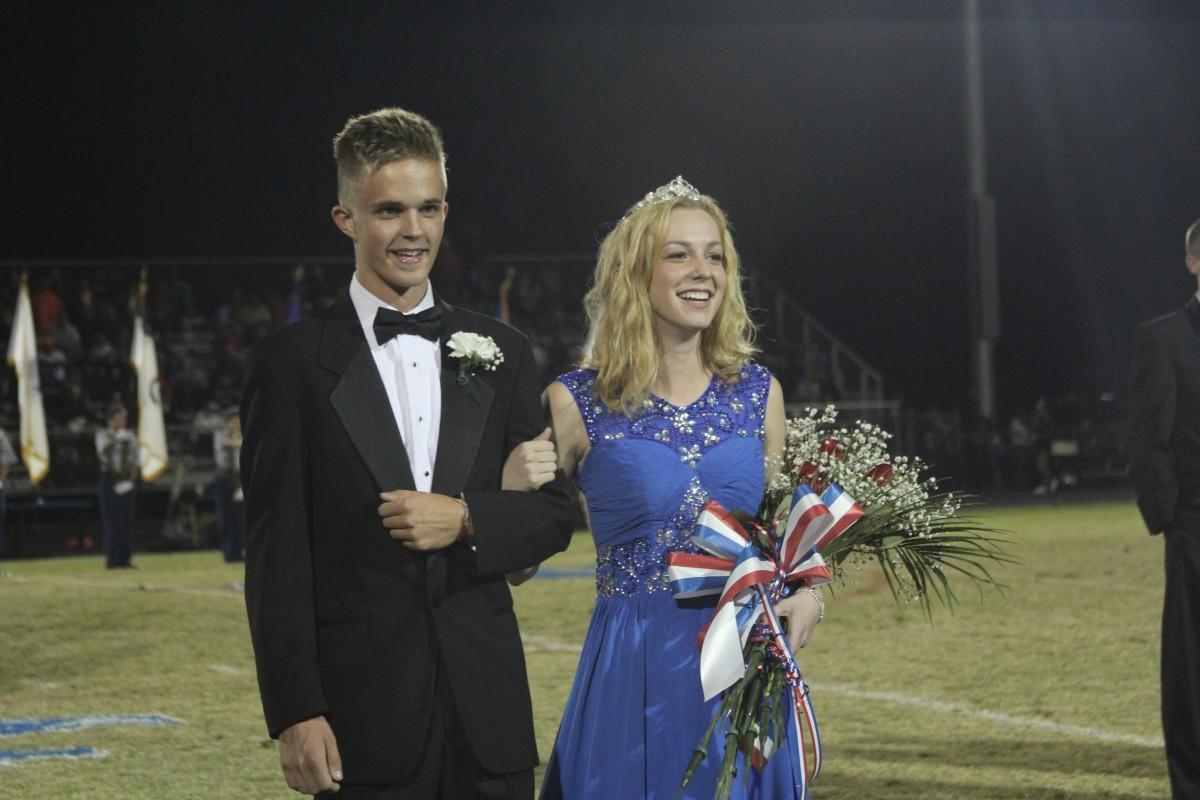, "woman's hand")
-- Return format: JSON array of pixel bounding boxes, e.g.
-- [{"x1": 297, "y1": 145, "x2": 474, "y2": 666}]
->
[
  {"x1": 501, "y1": 427, "x2": 557, "y2": 491},
  {"x1": 775, "y1": 588, "x2": 823, "y2": 652}
]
